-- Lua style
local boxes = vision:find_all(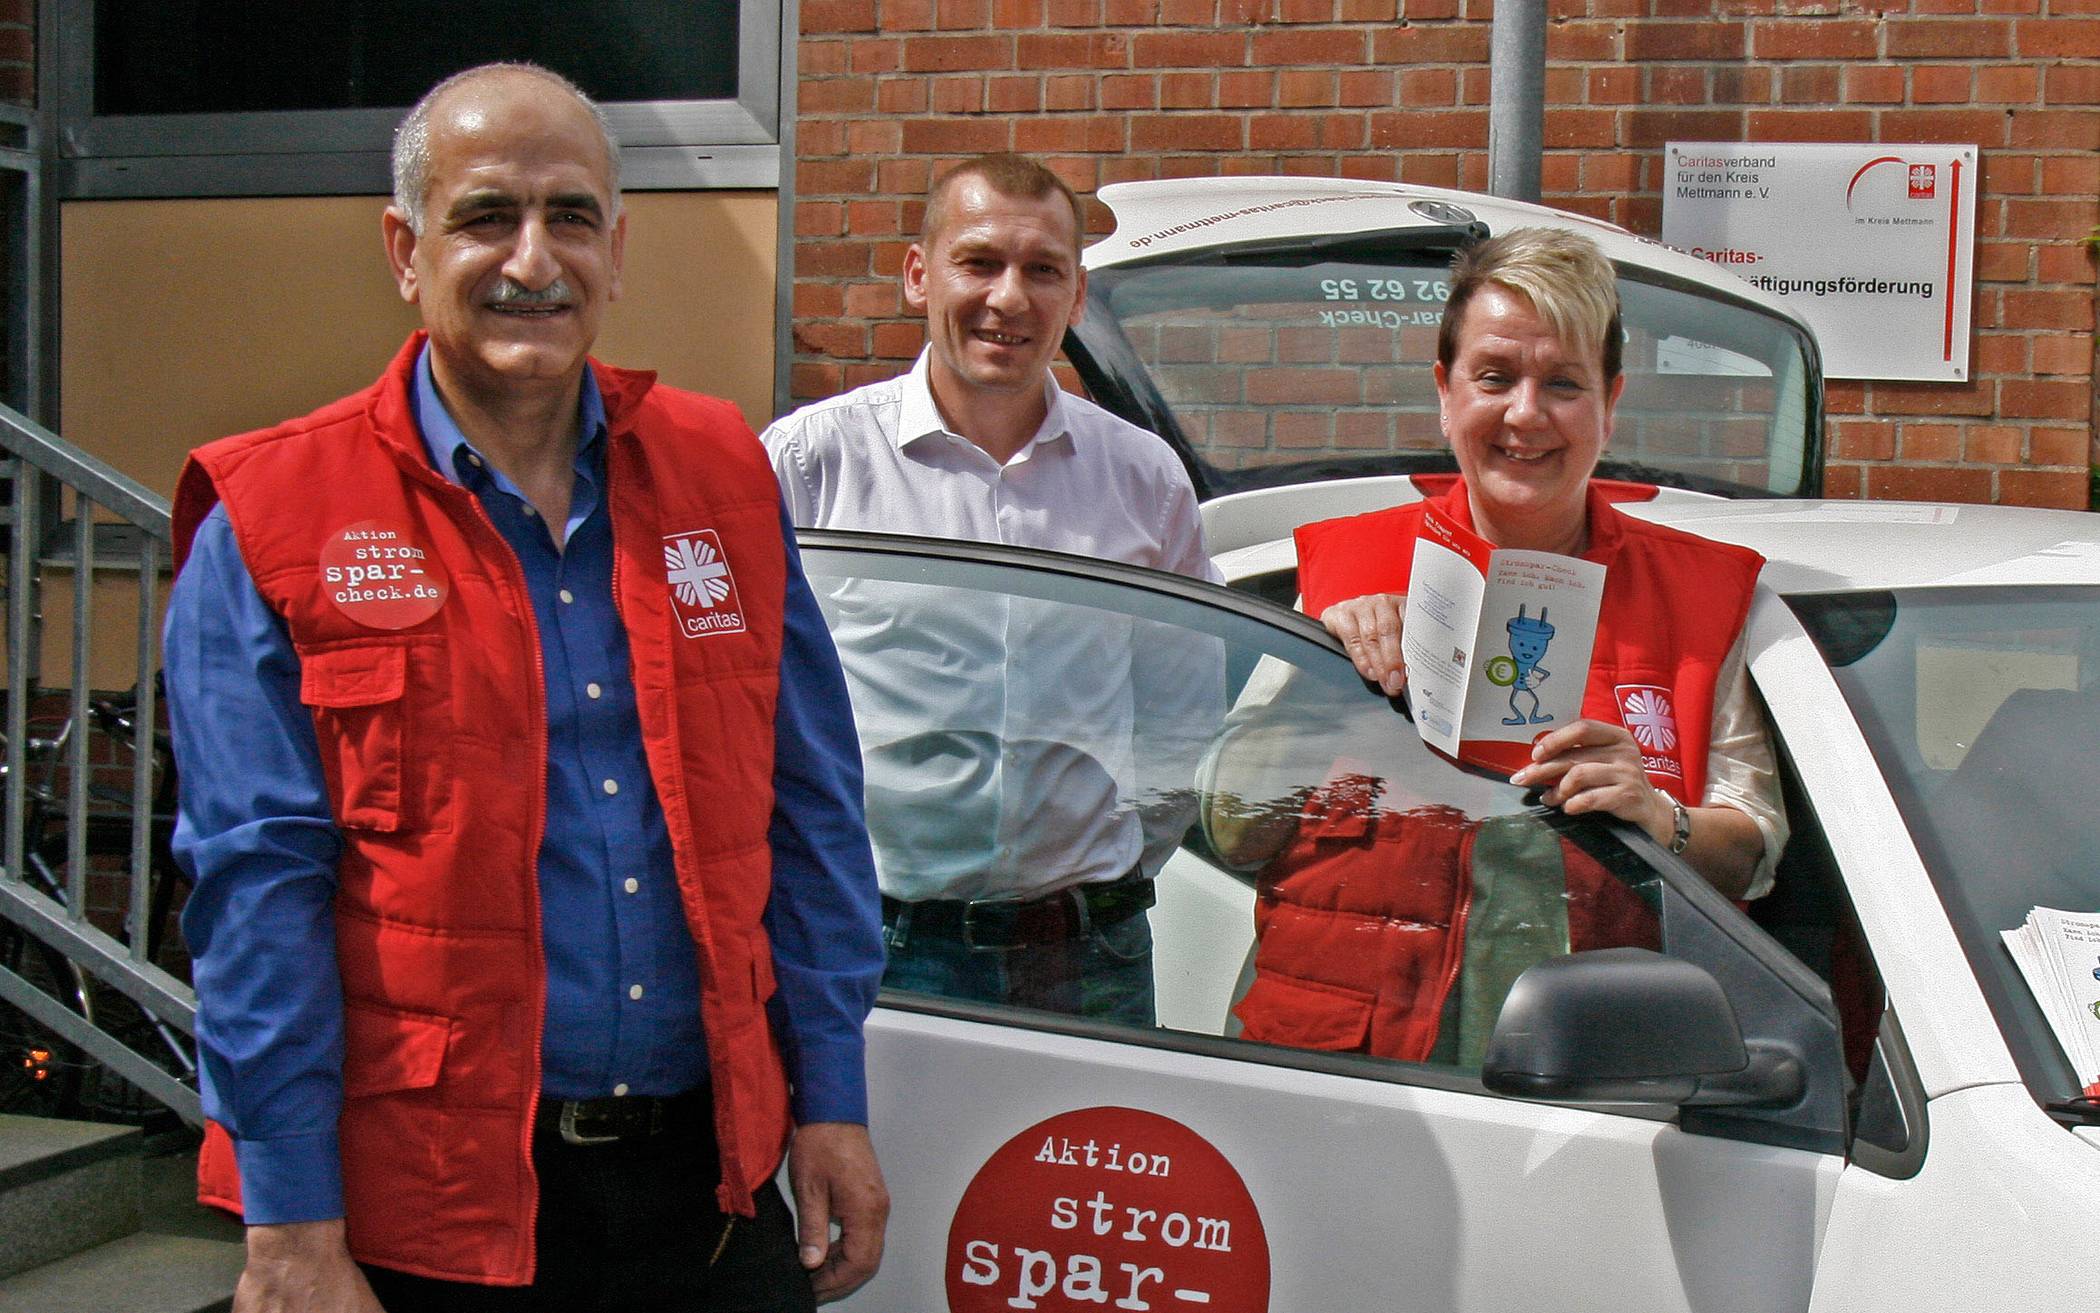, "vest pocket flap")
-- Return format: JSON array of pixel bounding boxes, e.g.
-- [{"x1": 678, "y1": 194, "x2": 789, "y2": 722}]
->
[
  {"x1": 301, "y1": 644, "x2": 408, "y2": 708},
  {"x1": 1233, "y1": 973, "x2": 1375, "y2": 1052},
  {"x1": 342, "y1": 1001, "x2": 451, "y2": 1099}
]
